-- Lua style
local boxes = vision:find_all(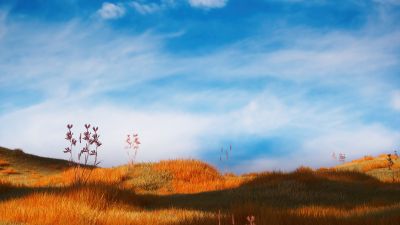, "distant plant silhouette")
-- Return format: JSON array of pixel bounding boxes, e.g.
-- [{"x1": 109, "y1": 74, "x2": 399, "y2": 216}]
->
[
  {"x1": 387, "y1": 153, "x2": 395, "y2": 182},
  {"x1": 387, "y1": 154, "x2": 394, "y2": 170},
  {"x1": 338, "y1": 153, "x2": 346, "y2": 163},
  {"x1": 331, "y1": 152, "x2": 337, "y2": 161},
  {"x1": 125, "y1": 133, "x2": 141, "y2": 166},
  {"x1": 219, "y1": 144, "x2": 232, "y2": 174},
  {"x1": 332, "y1": 152, "x2": 346, "y2": 164}
]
